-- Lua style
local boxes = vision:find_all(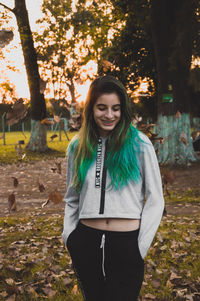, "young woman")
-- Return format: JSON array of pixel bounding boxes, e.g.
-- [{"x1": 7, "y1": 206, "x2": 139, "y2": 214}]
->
[{"x1": 62, "y1": 75, "x2": 164, "y2": 301}]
